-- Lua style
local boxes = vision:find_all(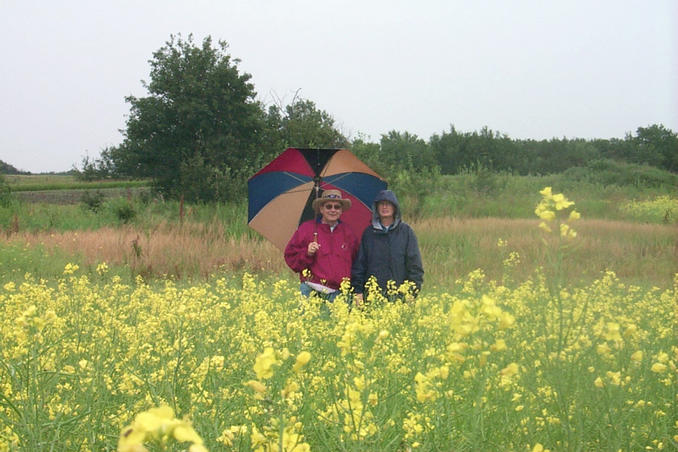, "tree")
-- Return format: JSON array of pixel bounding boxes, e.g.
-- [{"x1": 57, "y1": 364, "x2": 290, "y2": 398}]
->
[
  {"x1": 113, "y1": 34, "x2": 265, "y2": 201},
  {"x1": 378, "y1": 130, "x2": 435, "y2": 173},
  {"x1": 0, "y1": 160, "x2": 25, "y2": 175},
  {"x1": 264, "y1": 94, "x2": 348, "y2": 150},
  {"x1": 632, "y1": 124, "x2": 678, "y2": 172}
]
